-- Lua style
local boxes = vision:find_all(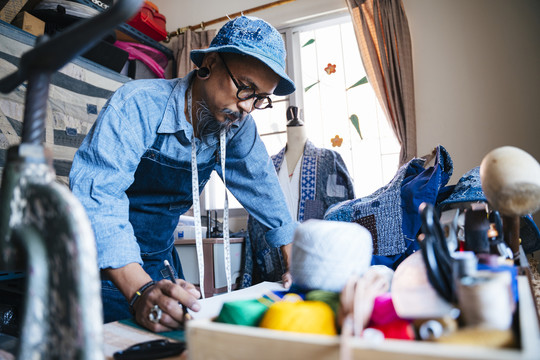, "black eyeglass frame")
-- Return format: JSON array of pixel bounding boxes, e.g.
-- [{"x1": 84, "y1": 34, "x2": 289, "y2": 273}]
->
[{"x1": 217, "y1": 53, "x2": 273, "y2": 110}]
